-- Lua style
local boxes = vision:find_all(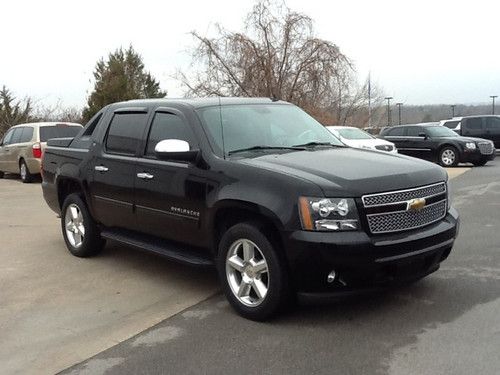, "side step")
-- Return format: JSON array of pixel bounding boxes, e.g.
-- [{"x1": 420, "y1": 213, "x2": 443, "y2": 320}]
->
[{"x1": 101, "y1": 229, "x2": 214, "y2": 267}]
